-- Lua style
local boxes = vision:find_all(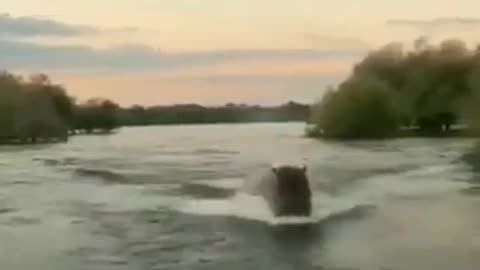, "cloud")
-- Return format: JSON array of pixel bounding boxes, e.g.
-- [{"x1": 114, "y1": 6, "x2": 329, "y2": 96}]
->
[
  {"x1": 0, "y1": 13, "x2": 98, "y2": 37},
  {"x1": 0, "y1": 13, "x2": 138, "y2": 37},
  {"x1": 384, "y1": 17, "x2": 480, "y2": 44},
  {"x1": 0, "y1": 39, "x2": 364, "y2": 72},
  {"x1": 386, "y1": 17, "x2": 480, "y2": 28}
]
